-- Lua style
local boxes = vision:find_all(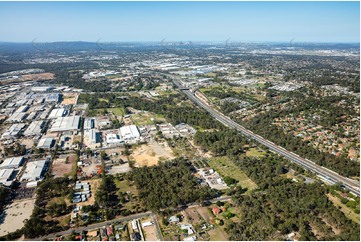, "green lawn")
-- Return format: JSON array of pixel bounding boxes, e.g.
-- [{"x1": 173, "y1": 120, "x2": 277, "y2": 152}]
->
[{"x1": 208, "y1": 156, "x2": 257, "y2": 192}]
